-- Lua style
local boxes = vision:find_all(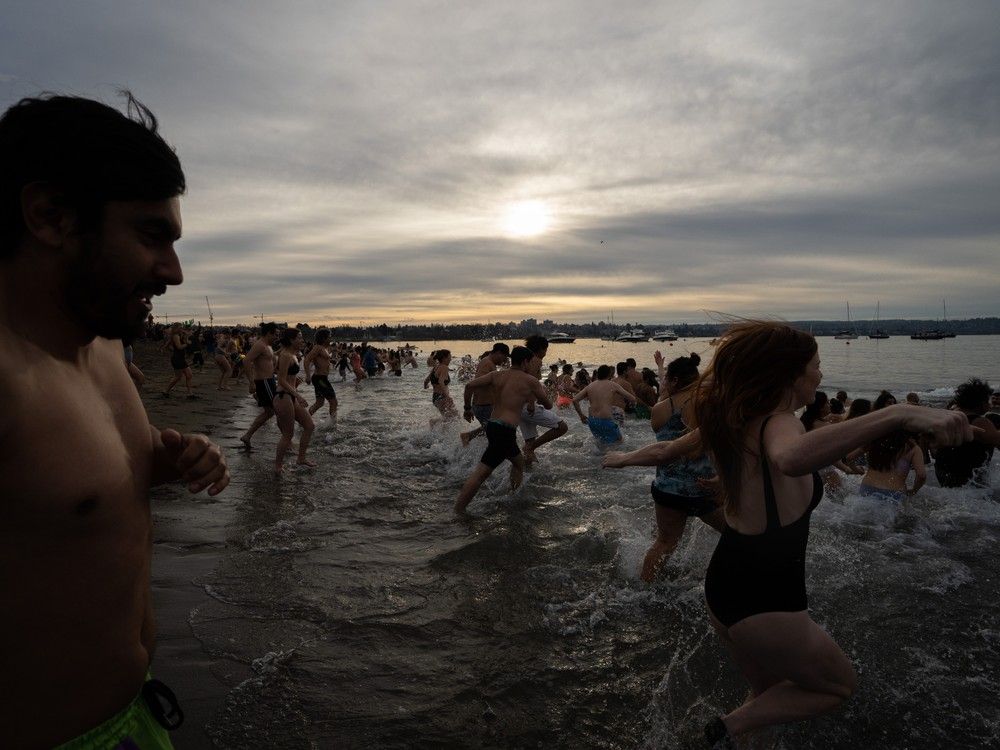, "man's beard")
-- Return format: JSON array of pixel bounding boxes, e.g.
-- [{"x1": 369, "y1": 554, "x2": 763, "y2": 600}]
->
[{"x1": 63, "y1": 235, "x2": 147, "y2": 340}]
